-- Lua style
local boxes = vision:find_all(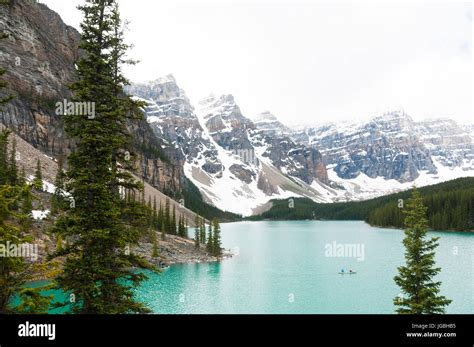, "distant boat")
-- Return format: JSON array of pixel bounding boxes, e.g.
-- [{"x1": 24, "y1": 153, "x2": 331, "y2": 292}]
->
[{"x1": 338, "y1": 272, "x2": 357, "y2": 275}]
